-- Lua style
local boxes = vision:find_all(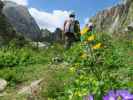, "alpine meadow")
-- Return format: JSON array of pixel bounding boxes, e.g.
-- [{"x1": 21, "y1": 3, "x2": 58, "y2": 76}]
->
[{"x1": 0, "y1": 0, "x2": 133, "y2": 100}]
